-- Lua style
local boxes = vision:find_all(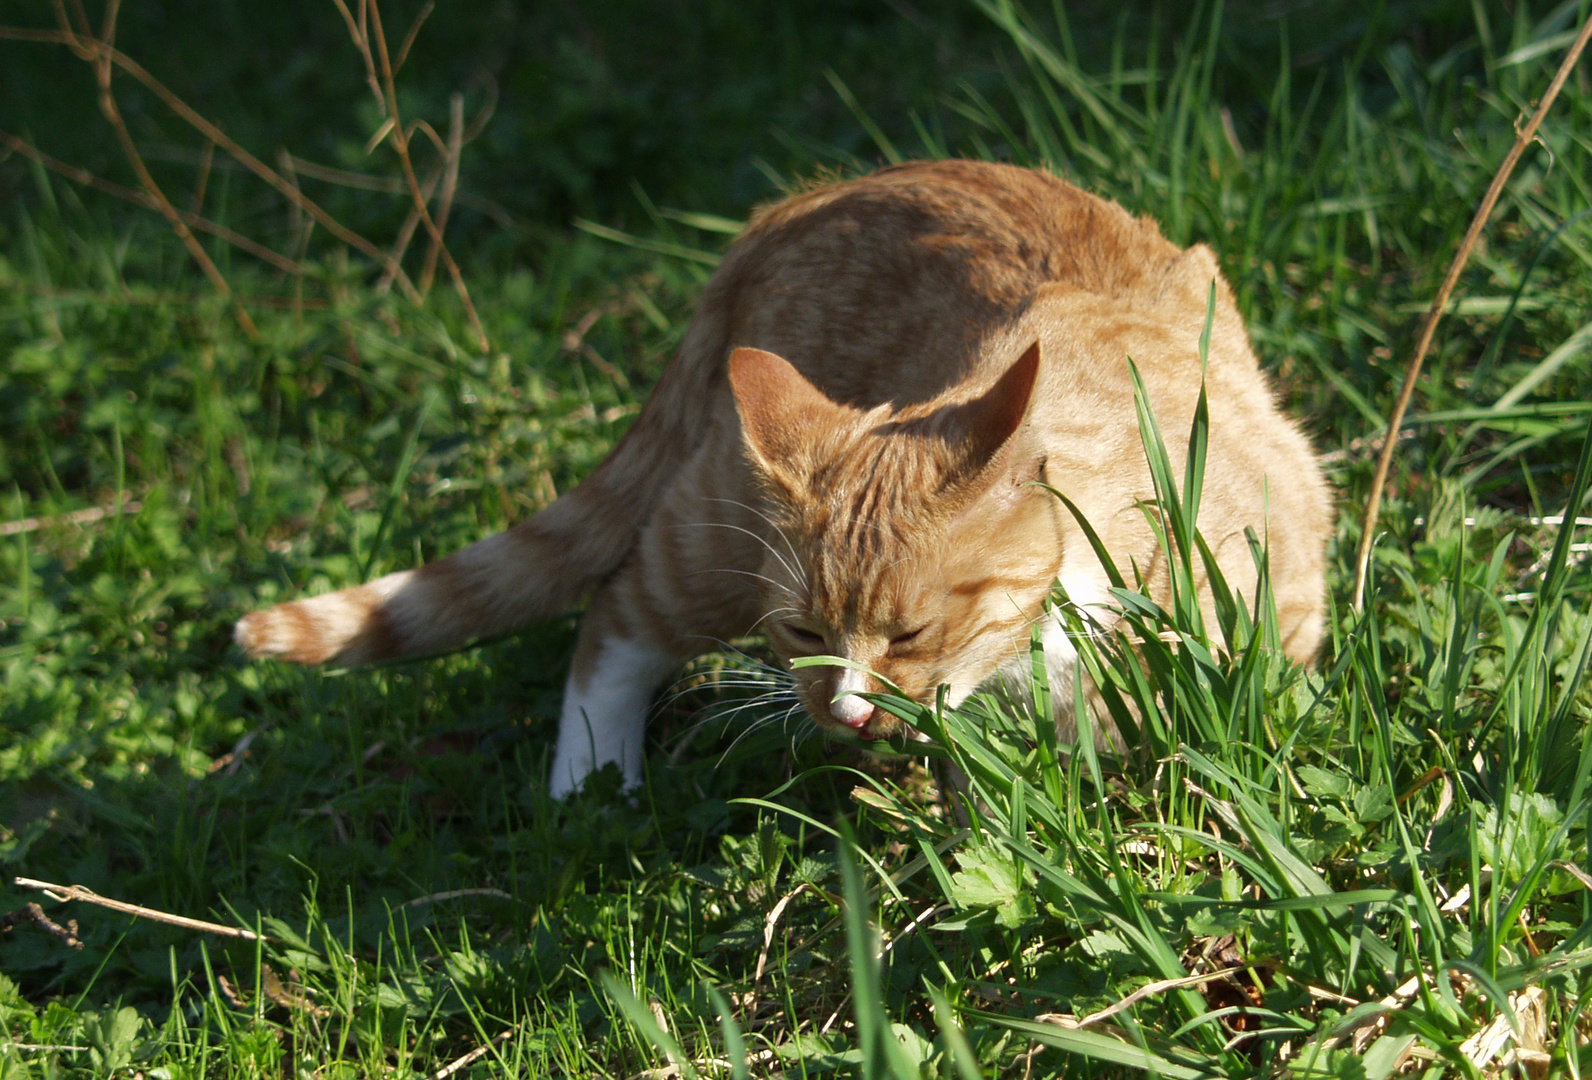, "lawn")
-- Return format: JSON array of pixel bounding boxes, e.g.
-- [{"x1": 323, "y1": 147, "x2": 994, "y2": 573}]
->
[{"x1": 3, "y1": 1, "x2": 1592, "y2": 1076}]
